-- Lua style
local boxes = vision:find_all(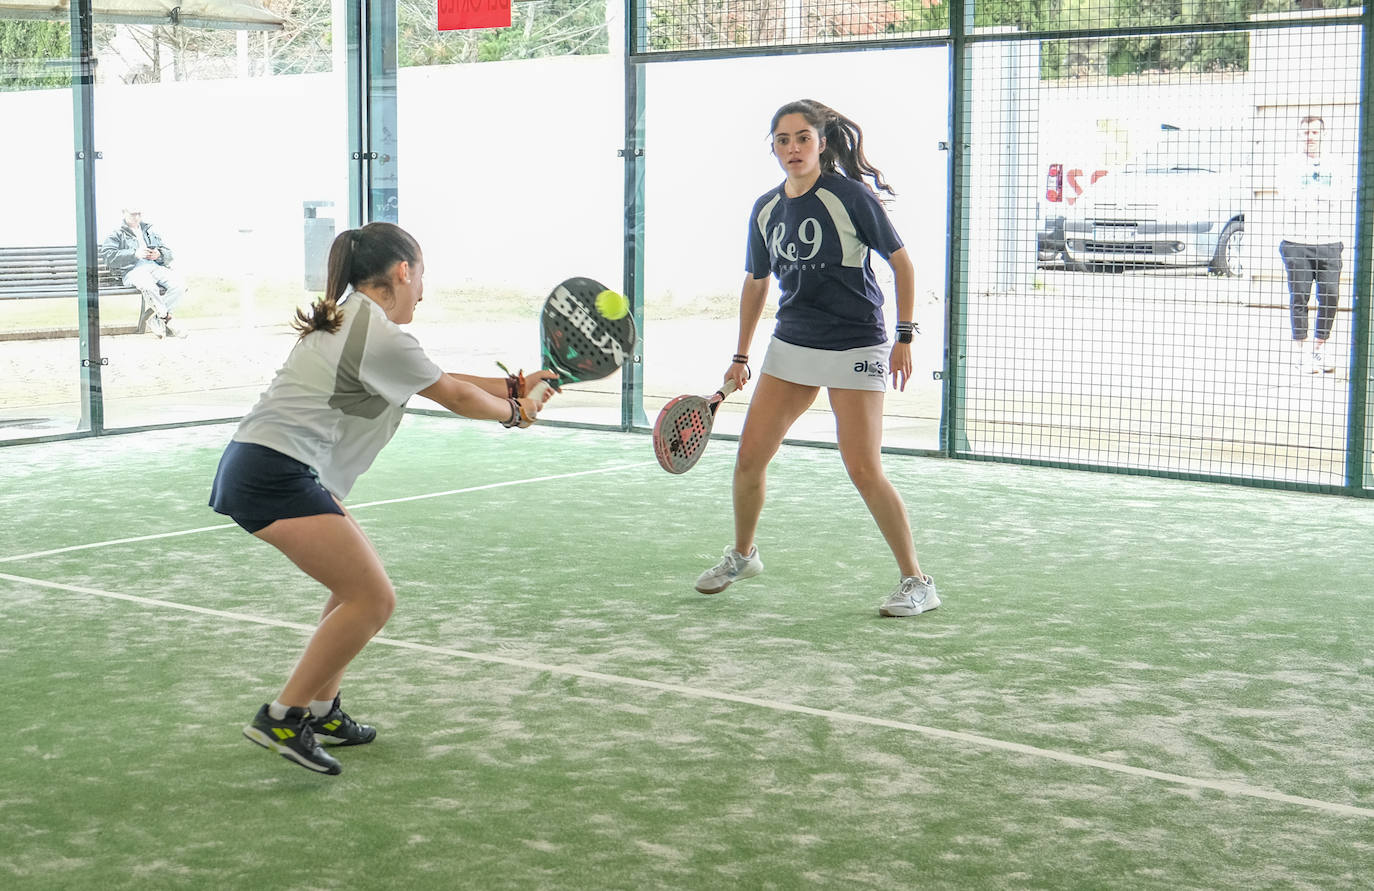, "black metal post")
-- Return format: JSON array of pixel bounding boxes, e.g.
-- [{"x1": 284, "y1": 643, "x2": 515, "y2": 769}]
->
[{"x1": 72, "y1": 0, "x2": 102, "y2": 434}]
